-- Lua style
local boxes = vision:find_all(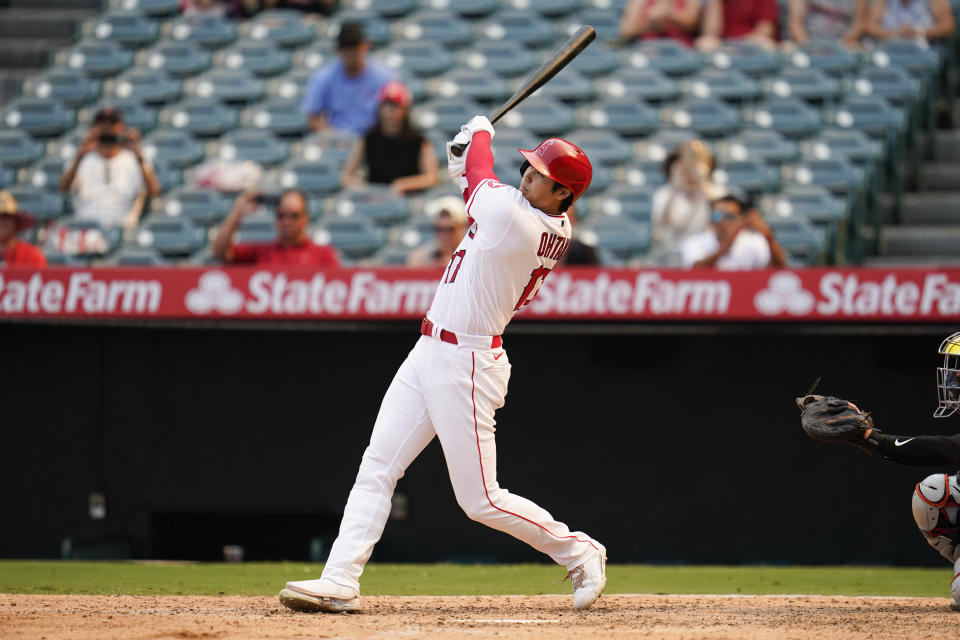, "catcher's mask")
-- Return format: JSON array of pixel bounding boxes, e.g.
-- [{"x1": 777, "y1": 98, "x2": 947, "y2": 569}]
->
[{"x1": 935, "y1": 331, "x2": 960, "y2": 418}]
